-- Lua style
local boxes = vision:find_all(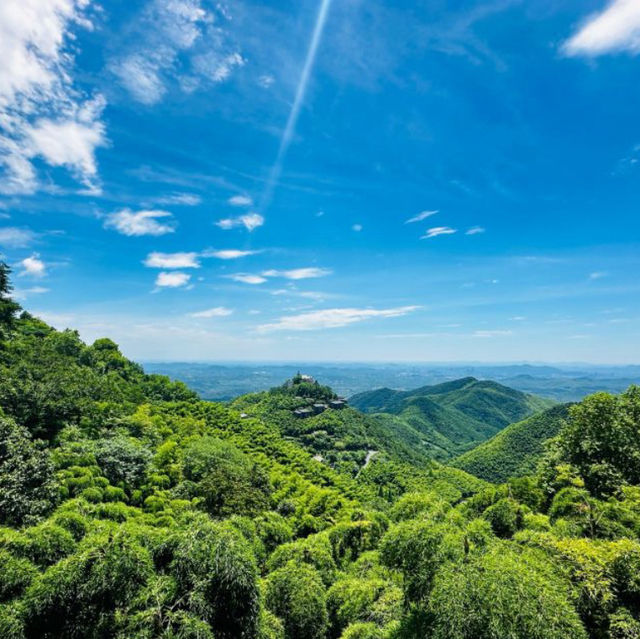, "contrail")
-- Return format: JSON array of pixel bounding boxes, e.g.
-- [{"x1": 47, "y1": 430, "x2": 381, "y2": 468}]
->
[{"x1": 260, "y1": 0, "x2": 333, "y2": 210}]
